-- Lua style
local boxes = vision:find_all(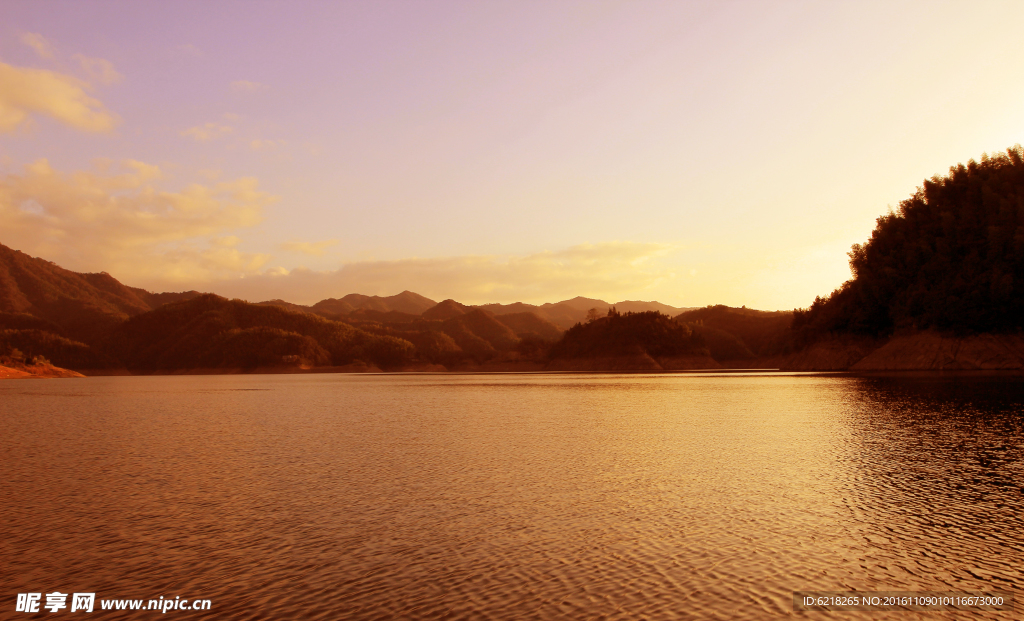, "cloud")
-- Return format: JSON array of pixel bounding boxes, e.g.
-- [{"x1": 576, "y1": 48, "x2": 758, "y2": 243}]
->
[
  {"x1": 0, "y1": 61, "x2": 118, "y2": 133},
  {"x1": 249, "y1": 139, "x2": 279, "y2": 151},
  {"x1": 73, "y1": 54, "x2": 123, "y2": 85},
  {"x1": 205, "y1": 242, "x2": 680, "y2": 305},
  {"x1": 212, "y1": 235, "x2": 241, "y2": 247},
  {"x1": 197, "y1": 168, "x2": 223, "y2": 181},
  {"x1": 230, "y1": 80, "x2": 266, "y2": 92},
  {"x1": 279, "y1": 239, "x2": 338, "y2": 257},
  {"x1": 175, "y1": 44, "x2": 203, "y2": 57},
  {"x1": 21, "y1": 33, "x2": 55, "y2": 60},
  {"x1": 0, "y1": 159, "x2": 276, "y2": 285},
  {"x1": 180, "y1": 122, "x2": 233, "y2": 142}
]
